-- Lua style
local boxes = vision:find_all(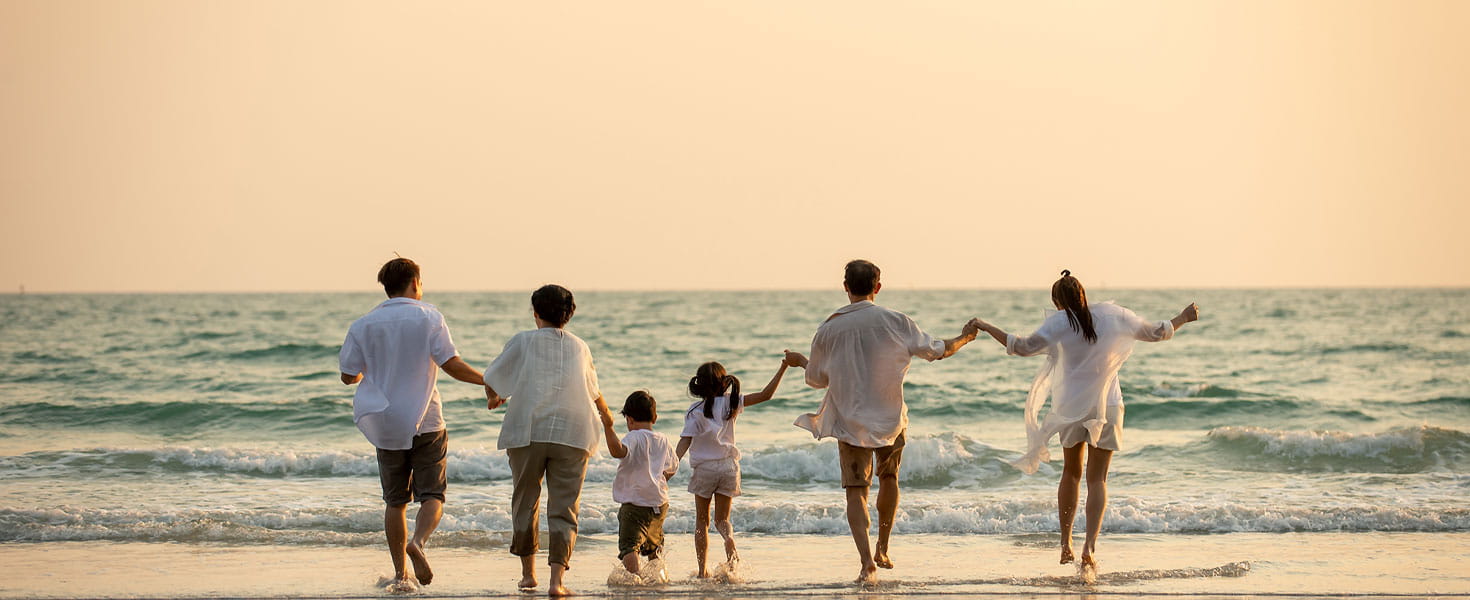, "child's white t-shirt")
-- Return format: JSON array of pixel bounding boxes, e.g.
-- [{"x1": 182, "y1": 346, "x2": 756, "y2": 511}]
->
[
  {"x1": 680, "y1": 395, "x2": 742, "y2": 468},
  {"x1": 611, "y1": 429, "x2": 679, "y2": 508}
]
